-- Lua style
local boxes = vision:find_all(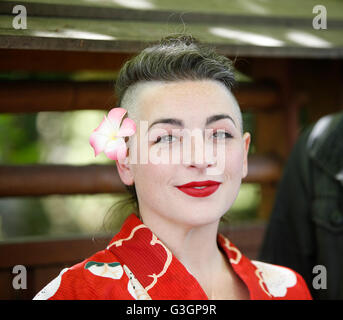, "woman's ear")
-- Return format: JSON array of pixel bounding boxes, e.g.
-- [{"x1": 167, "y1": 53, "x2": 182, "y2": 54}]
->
[
  {"x1": 242, "y1": 132, "x2": 251, "y2": 179},
  {"x1": 116, "y1": 157, "x2": 134, "y2": 186}
]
